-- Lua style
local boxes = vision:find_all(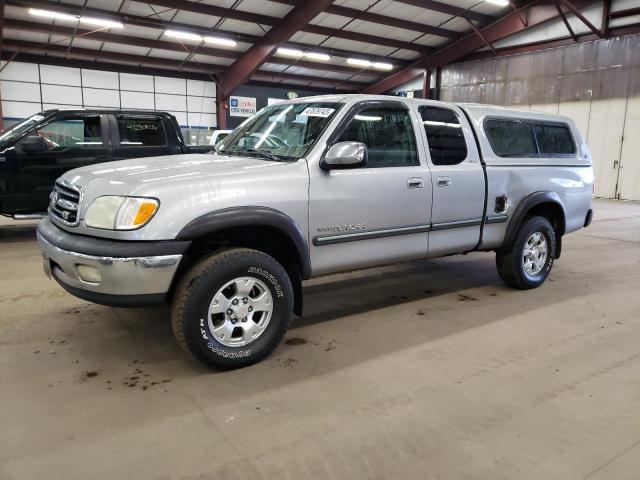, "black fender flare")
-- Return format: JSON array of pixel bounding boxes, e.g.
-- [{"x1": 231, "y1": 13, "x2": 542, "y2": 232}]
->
[
  {"x1": 176, "y1": 206, "x2": 312, "y2": 280},
  {"x1": 502, "y1": 191, "x2": 566, "y2": 254}
]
